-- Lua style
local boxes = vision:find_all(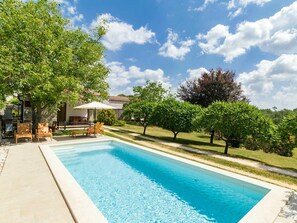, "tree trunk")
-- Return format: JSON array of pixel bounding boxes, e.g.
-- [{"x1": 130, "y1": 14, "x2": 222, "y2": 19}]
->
[
  {"x1": 224, "y1": 139, "x2": 229, "y2": 154},
  {"x1": 143, "y1": 124, "x2": 147, "y2": 135},
  {"x1": 32, "y1": 104, "x2": 42, "y2": 134},
  {"x1": 172, "y1": 132, "x2": 178, "y2": 142},
  {"x1": 210, "y1": 130, "x2": 215, "y2": 144}
]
